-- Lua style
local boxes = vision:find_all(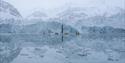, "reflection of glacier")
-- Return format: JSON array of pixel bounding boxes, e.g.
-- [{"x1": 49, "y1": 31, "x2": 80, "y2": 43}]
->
[
  {"x1": 17, "y1": 21, "x2": 78, "y2": 45},
  {"x1": 81, "y1": 26, "x2": 125, "y2": 39},
  {"x1": 0, "y1": 42, "x2": 21, "y2": 63}
]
